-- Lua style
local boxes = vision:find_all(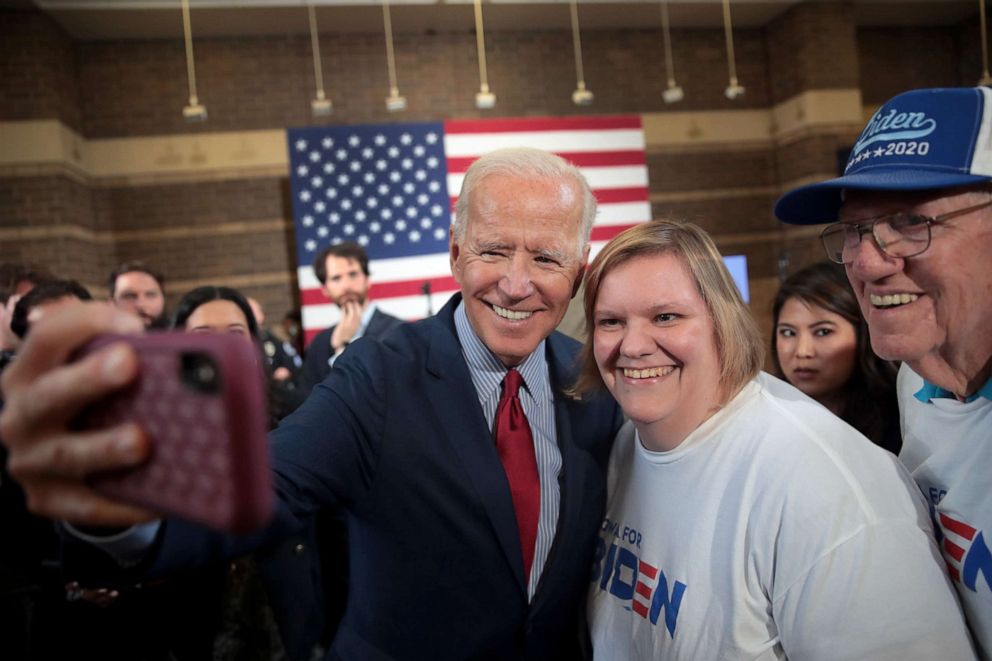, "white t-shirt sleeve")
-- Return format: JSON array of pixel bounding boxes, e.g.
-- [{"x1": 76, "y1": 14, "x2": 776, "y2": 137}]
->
[{"x1": 773, "y1": 519, "x2": 976, "y2": 660}]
